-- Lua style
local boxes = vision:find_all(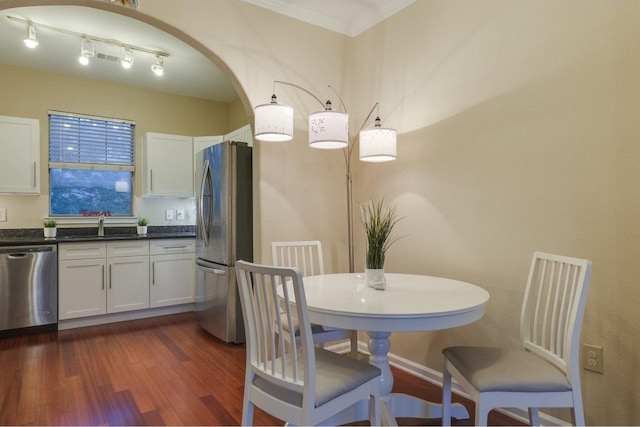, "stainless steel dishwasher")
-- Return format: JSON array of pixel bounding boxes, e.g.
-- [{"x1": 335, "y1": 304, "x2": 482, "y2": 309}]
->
[{"x1": 0, "y1": 245, "x2": 58, "y2": 332}]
